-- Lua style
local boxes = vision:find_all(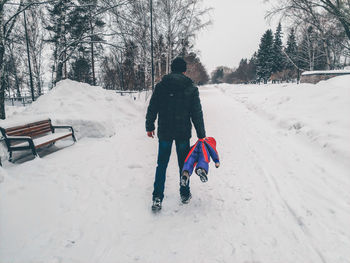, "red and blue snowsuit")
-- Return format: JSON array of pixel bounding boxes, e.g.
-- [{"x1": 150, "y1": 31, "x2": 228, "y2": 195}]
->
[{"x1": 182, "y1": 137, "x2": 220, "y2": 176}]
